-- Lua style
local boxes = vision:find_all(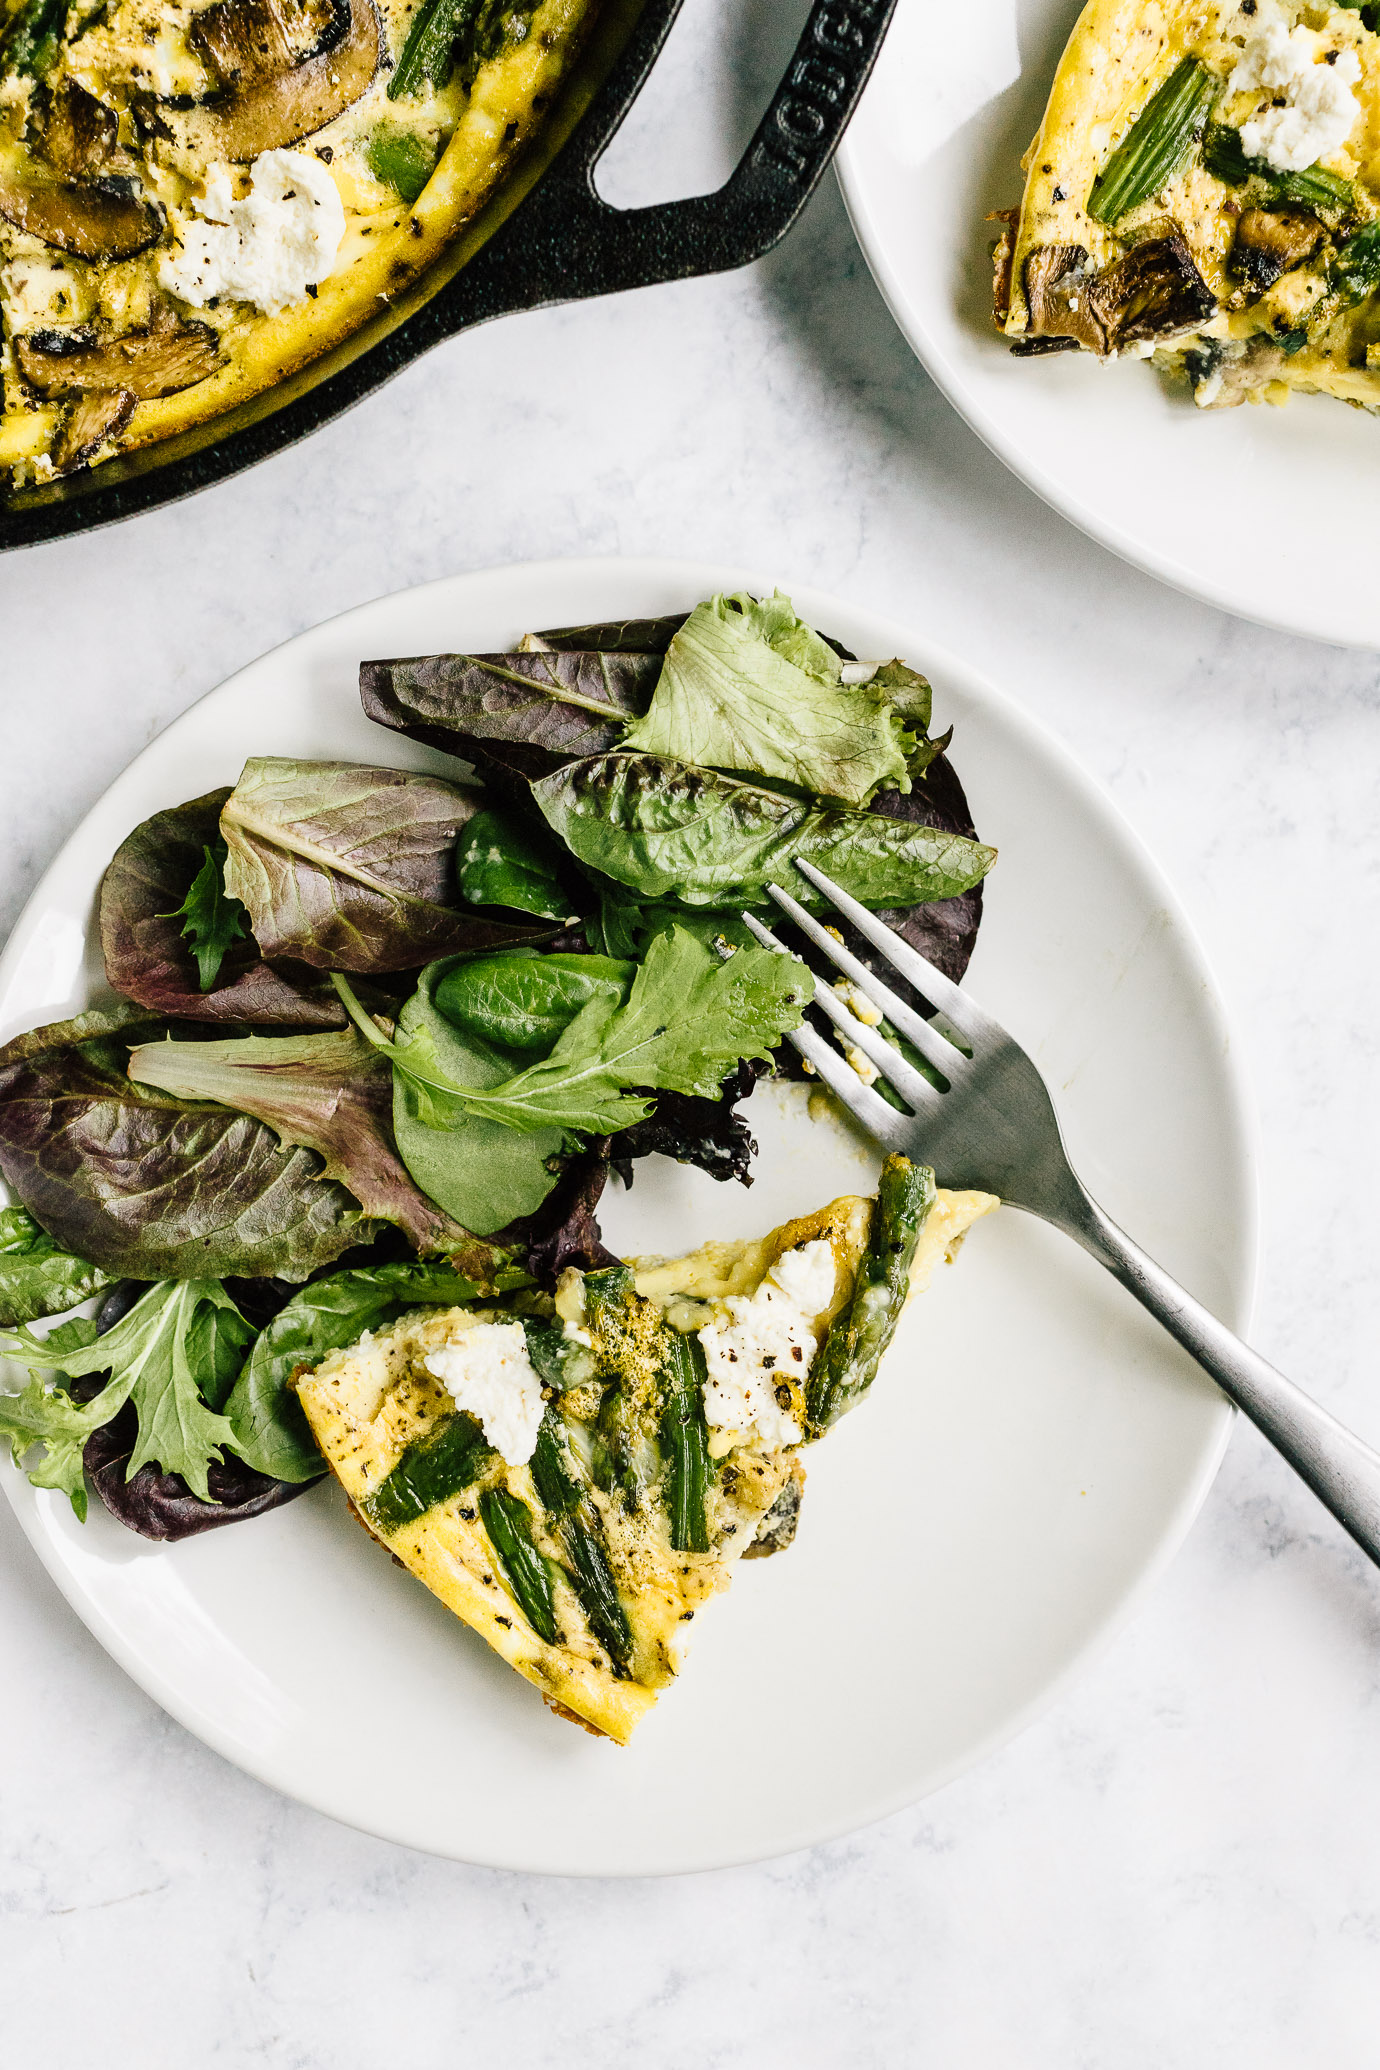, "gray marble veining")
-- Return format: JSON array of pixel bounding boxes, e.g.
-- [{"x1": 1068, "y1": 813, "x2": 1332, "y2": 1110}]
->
[{"x1": 5, "y1": 4, "x2": 1380, "y2": 2061}]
